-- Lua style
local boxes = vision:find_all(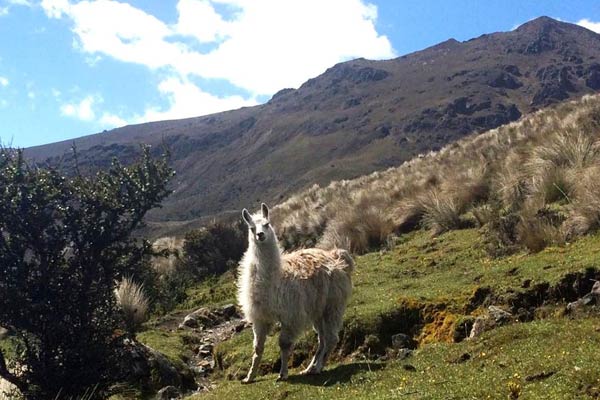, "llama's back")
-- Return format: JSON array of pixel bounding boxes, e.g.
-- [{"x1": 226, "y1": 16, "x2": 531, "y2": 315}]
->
[
  {"x1": 279, "y1": 248, "x2": 353, "y2": 326},
  {"x1": 282, "y1": 248, "x2": 354, "y2": 279}
]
